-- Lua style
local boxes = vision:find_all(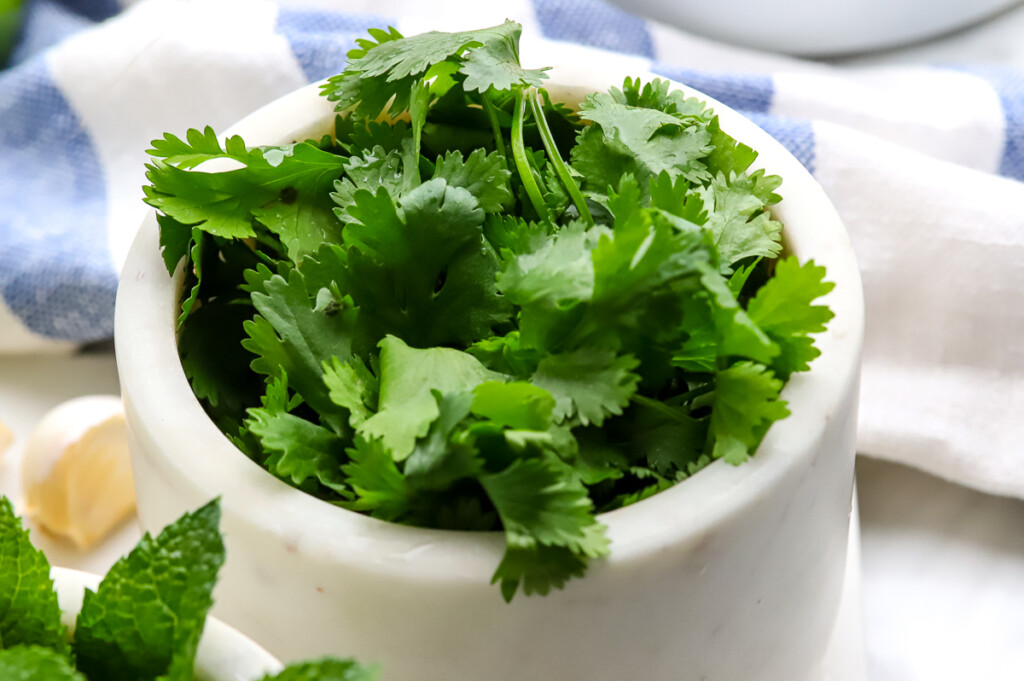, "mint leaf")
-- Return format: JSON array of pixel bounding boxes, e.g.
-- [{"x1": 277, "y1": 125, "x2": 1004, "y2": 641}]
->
[
  {"x1": 259, "y1": 657, "x2": 380, "y2": 681},
  {"x1": 0, "y1": 646, "x2": 85, "y2": 681},
  {"x1": 74, "y1": 500, "x2": 224, "y2": 681},
  {"x1": 0, "y1": 498, "x2": 66, "y2": 654}
]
